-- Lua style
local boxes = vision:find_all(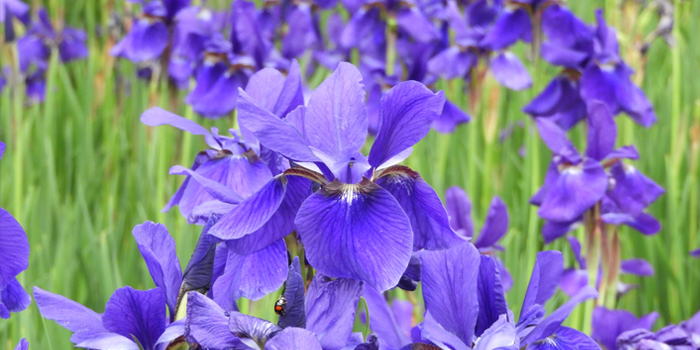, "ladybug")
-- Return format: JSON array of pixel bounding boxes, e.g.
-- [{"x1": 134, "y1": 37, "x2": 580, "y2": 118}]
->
[{"x1": 274, "y1": 295, "x2": 287, "y2": 316}]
